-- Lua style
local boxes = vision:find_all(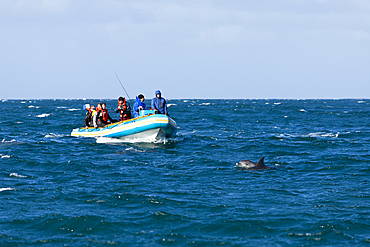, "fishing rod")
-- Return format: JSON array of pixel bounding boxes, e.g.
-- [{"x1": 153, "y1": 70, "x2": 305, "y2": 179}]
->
[
  {"x1": 113, "y1": 70, "x2": 132, "y2": 102},
  {"x1": 113, "y1": 70, "x2": 134, "y2": 110}
]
